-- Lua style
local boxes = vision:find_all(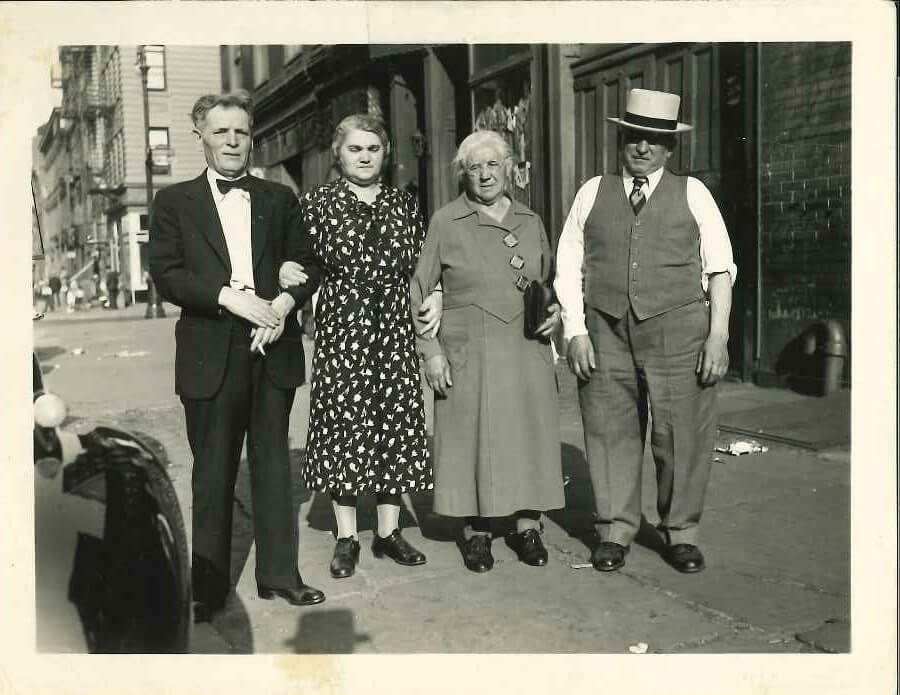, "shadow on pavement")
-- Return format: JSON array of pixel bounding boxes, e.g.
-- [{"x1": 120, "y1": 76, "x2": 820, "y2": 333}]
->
[
  {"x1": 35, "y1": 345, "x2": 67, "y2": 361},
  {"x1": 208, "y1": 594, "x2": 254, "y2": 654},
  {"x1": 284, "y1": 609, "x2": 371, "y2": 653},
  {"x1": 545, "y1": 442, "x2": 598, "y2": 550}
]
